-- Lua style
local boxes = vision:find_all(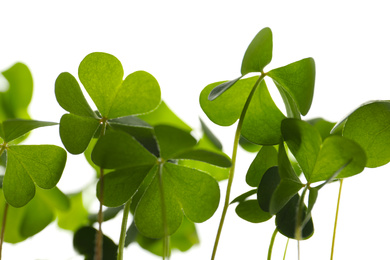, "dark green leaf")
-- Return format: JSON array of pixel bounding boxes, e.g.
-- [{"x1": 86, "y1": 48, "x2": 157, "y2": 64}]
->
[
  {"x1": 55, "y1": 72, "x2": 97, "y2": 118},
  {"x1": 274, "y1": 81, "x2": 301, "y2": 119},
  {"x1": 241, "y1": 27, "x2": 273, "y2": 75},
  {"x1": 239, "y1": 135, "x2": 262, "y2": 153},
  {"x1": 199, "y1": 118, "x2": 222, "y2": 150},
  {"x1": 4, "y1": 145, "x2": 67, "y2": 207},
  {"x1": 91, "y1": 130, "x2": 157, "y2": 169},
  {"x1": 0, "y1": 62, "x2": 33, "y2": 120},
  {"x1": 59, "y1": 113, "x2": 100, "y2": 154},
  {"x1": 281, "y1": 118, "x2": 322, "y2": 181},
  {"x1": 154, "y1": 125, "x2": 197, "y2": 160},
  {"x1": 73, "y1": 226, "x2": 118, "y2": 260},
  {"x1": 208, "y1": 76, "x2": 243, "y2": 101},
  {"x1": 235, "y1": 200, "x2": 272, "y2": 223},
  {"x1": 275, "y1": 194, "x2": 314, "y2": 240},
  {"x1": 241, "y1": 80, "x2": 286, "y2": 145},
  {"x1": 268, "y1": 58, "x2": 315, "y2": 116},
  {"x1": 108, "y1": 115, "x2": 152, "y2": 128},
  {"x1": 231, "y1": 189, "x2": 258, "y2": 204},
  {"x1": 269, "y1": 179, "x2": 302, "y2": 215},
  {"x1": 0, "y1": 119, "x2": 57, "y2": 143},
  {"x1": 257, "y1": 166, "x2": 280, "y2": 213},
  {"x1": 246, "y1": 146, "x2": 278, "y2": 187},
  {"x1": 343, "y1": 101, "x2": 390, "y2": 168},
  {"x1": 134, "y1": 163, "x2": 220, "y2": 238},
  {"x1": 277, "y1": 142, "x2": 300, "y2": 182},
  {"x1": 200, "y1": 76, "x2": 258, "y2": 126}
]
